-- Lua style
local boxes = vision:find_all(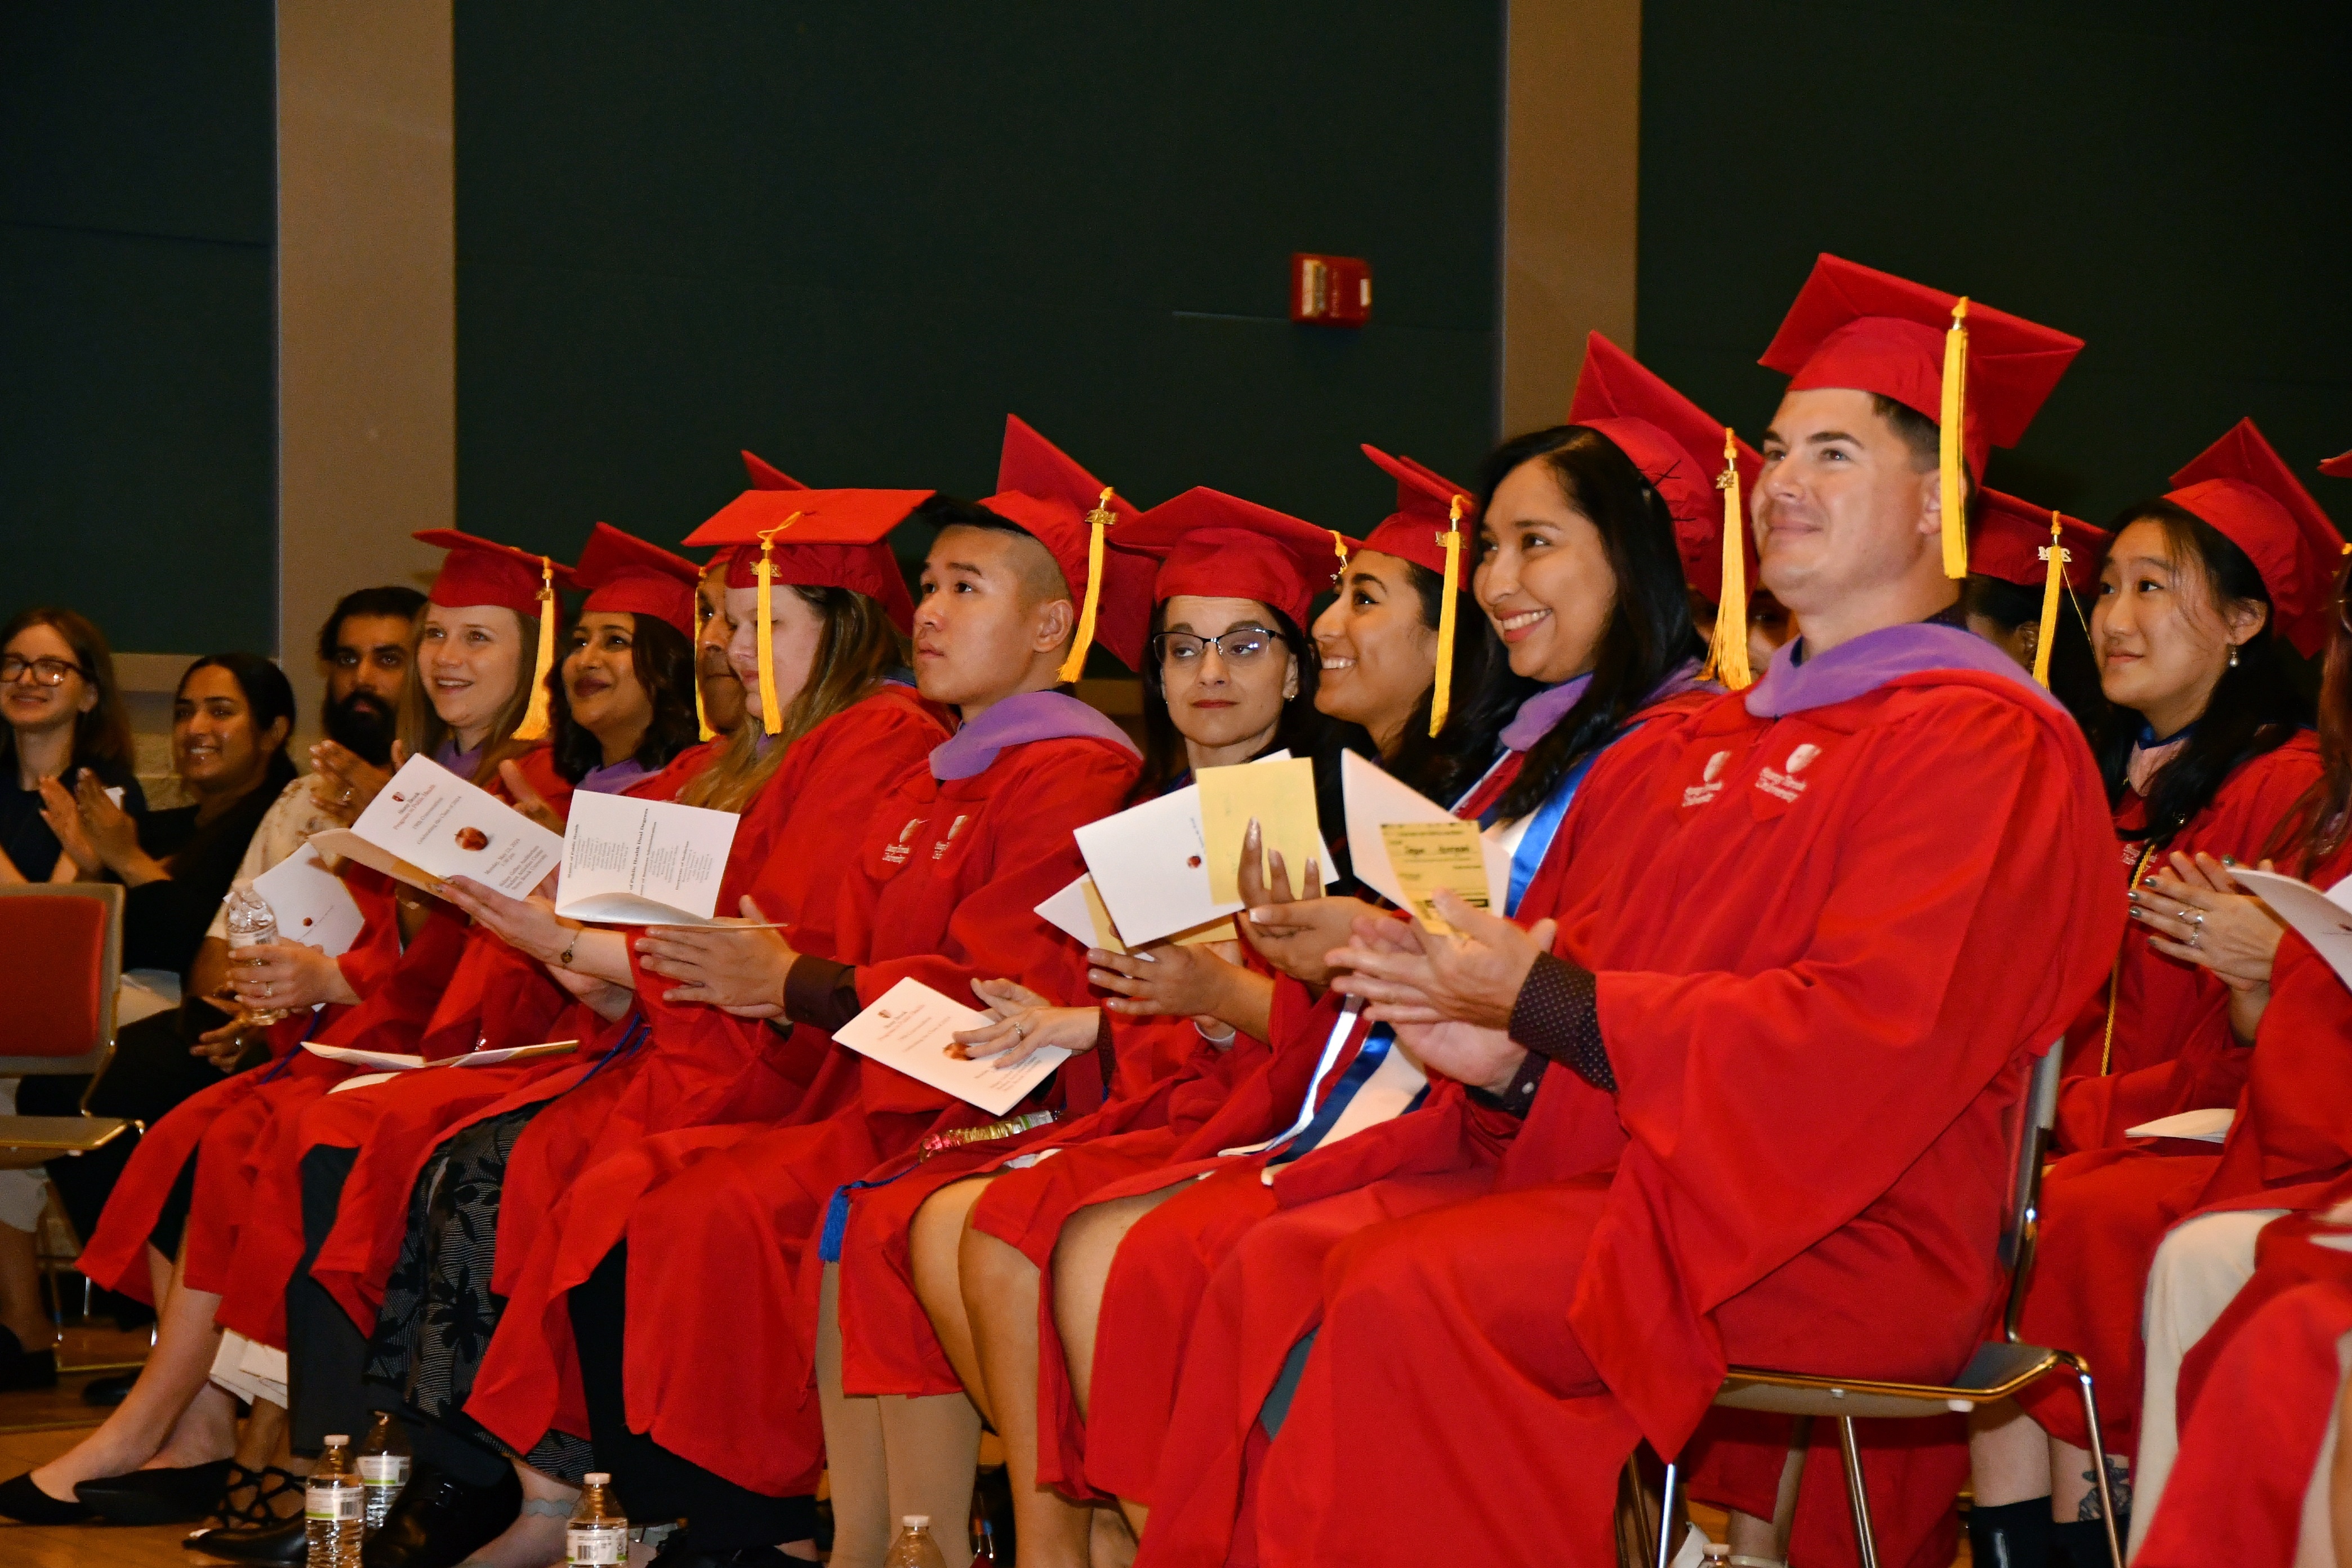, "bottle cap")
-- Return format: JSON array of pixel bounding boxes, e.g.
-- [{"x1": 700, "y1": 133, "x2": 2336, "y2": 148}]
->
[
  {"x1": 585, "y1": 1472, "x2": 610, "y2": 1485},
  {"x1": 325, "y1": 1434, "x2": 349, "y2": 1445},
  {"x1": 904, "y1": 1514, "x2": 931, "y2": 1527}
]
